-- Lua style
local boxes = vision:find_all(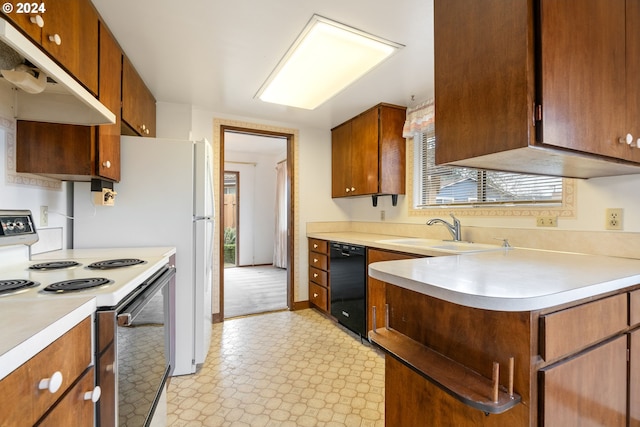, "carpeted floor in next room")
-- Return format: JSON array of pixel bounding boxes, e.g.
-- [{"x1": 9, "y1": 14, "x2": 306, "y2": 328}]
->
[
  {"x1": 223, "y1": 265, "x2": 288, "y2": 319},
  {"x1": 166, "y1": 309, "x2": 385, "y2": 426}
]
